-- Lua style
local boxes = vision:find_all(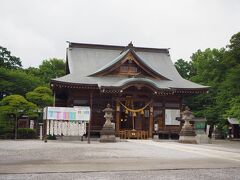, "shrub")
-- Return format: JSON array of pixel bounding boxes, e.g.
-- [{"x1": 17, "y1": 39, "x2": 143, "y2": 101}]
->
[
  {"x1": 47, "y1": 134, "x2": 56, "y2": 140},
  {"x1": 17, "y1": 128, "x2": 37, "y2": 139},
  {"x1": 0, "y1": 114, "x2": 14, "y2": 139}
]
